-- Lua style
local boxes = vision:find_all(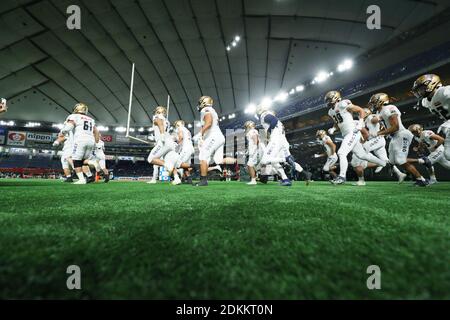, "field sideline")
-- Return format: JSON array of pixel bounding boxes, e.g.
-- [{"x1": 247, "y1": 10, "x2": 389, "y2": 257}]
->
[{"x1": 1, "y1": 179, "x2": 449, "y2": 299}]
